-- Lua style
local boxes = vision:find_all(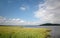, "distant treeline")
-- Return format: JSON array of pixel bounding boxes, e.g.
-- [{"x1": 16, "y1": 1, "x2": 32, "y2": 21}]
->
[{"x1": 40, "y1": 23, "x2": 60, "y2": 26}]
